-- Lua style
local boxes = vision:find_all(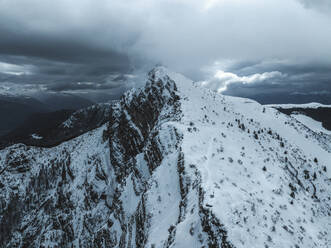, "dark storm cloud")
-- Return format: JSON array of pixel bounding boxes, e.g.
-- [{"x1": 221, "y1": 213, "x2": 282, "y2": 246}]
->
[
  {"x1": 0, "y1": 0, "x2": 141, "y2": 99},
  {"x1": 0, "y1": 53, "x2": 131, "y2": 85},
  {"x1": 46, "y1": 80, "x2": 123, "y2": 92},
  {"x1": 0, "y1": 0, "x2": 331, "y2": 103},
  {"x1": 214, "y1": 60, "x2": 331, "y2": 104},
  {"x1": 0, "y1": 29, "x2": 130, "y2": 65}
]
